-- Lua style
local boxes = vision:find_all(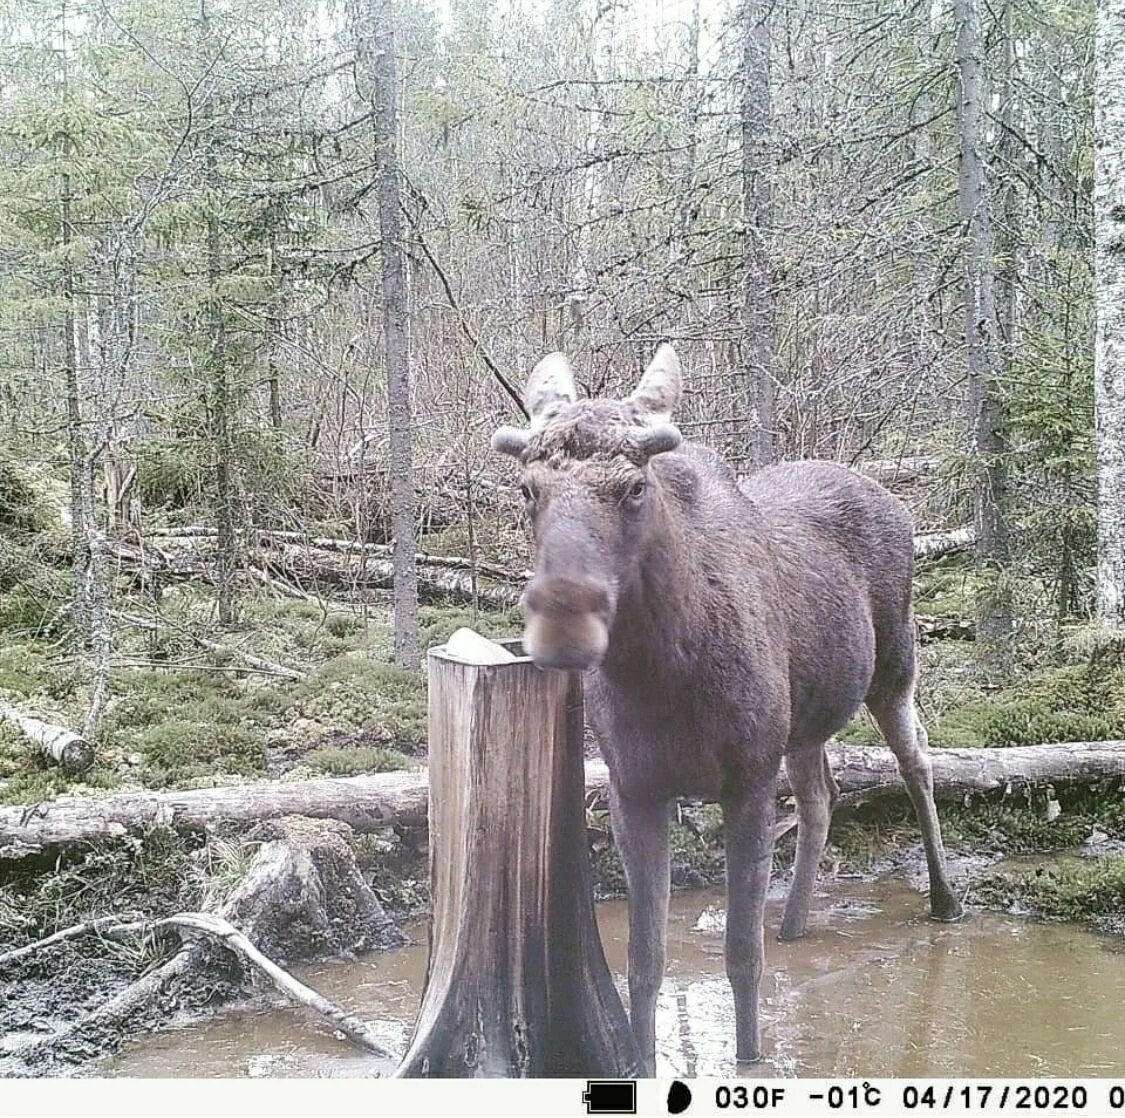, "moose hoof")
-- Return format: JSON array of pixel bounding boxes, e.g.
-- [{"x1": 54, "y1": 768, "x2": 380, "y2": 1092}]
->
[
  {"x1": 777, "y1": 917, "x2": 807, "y2": 943},
  {"x1": 929, "y1": 893, "x2": 965, "y2": 923}
]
